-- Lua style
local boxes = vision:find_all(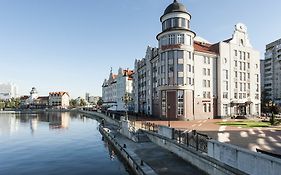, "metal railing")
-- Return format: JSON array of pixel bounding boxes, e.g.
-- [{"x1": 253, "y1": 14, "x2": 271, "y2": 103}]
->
[
  {"x1": 173, "y1": 129, "x2": 210, "y2": 153},
  {"x1": 141, "y1": 122, "x2": 210, "y2": 153},
  {"x1": 100, "y1": 126, "x2": 146, "y2": 175}
]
